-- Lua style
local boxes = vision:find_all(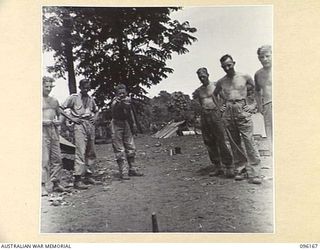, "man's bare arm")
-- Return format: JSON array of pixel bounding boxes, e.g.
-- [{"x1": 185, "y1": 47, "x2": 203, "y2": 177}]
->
[
  {"x1": 213, "y1": 81, "x2": 227, "y2": 112},
  {"x1": 213, "y1": 81, "x2": 222, "y2": 97},
  {"x1": 55, "y1": 99, "x2": 61, "y2": 116},
  {"x1": 192, "y1": 89, "x2": 201, "y2": 106},
  {"x1": 244, "y1": 75, "x2": 257, "y2": 113},
  {"x1": 254, "y1": 73, "x2": 263, "y2": 113},
  {"x1": 246, "y1": 75, "x2": 255, "y2": 91},
  {"x1": 53, "y1": 99, "x2": 62, "y2": 126},
  {"x1": 89, "y1": 100, "x2": 99, "y2": 125}
]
